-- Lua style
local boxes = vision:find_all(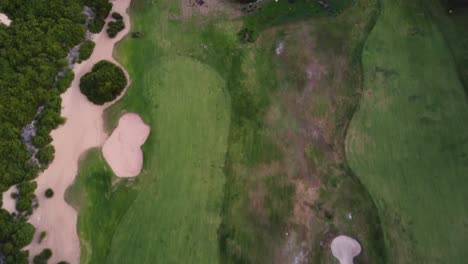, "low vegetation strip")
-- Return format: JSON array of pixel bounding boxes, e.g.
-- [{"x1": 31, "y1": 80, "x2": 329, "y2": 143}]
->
[{"x1": 346, "y1": 0, "x2": 468, "y2": 262}]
